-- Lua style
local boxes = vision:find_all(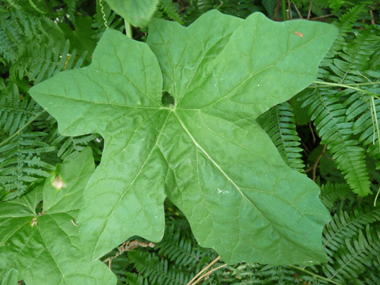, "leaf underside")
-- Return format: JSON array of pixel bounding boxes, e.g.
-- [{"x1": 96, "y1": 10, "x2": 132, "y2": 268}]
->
[{"x1": 29, "y1": 10, "x2": 338, "y2": 265}]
